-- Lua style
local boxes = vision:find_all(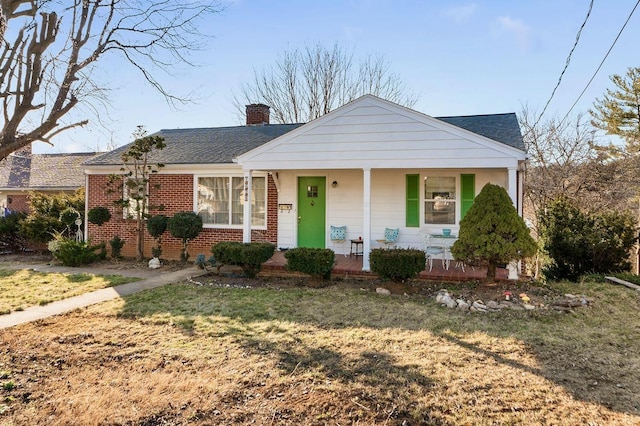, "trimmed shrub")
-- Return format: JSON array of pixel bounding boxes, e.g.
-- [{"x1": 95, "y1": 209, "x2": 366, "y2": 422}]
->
[
  {"x1": 87, "y1": 206, "x2": 111, "y2": 225},
  {"x1": 370, "y1": 248, "x2": 426, "y2": 281},
  {"x1": 109, "y1": 235, "x2": 125, "y2": 259},
  {"x1": 284, "y1": 247, "x2": 335, "y2": 280},
  {"x1": 168, "y1": 212, "x2": 202, "y2": 262},
  {"x1": 52, "y1": 238, "x2": 105, "y2": 267},
  {"x1": 147, "y1": 214, "x2": 168, "y2": 258},
  {"x1": 211, "y1": 242, "x2": 276, "y2": 278}
]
